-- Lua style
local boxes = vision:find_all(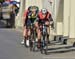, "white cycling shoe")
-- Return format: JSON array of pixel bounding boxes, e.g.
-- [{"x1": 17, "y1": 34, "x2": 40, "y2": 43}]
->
[
  {"x1": 26, "y1": 39, "x2": 30, "y2": 47},
  {"x1": 21, "y1": 39, "x2": 30, "y2": 47},
  {"x1": 21, "y1": 39, "x2": 24, "y2": 45}
]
